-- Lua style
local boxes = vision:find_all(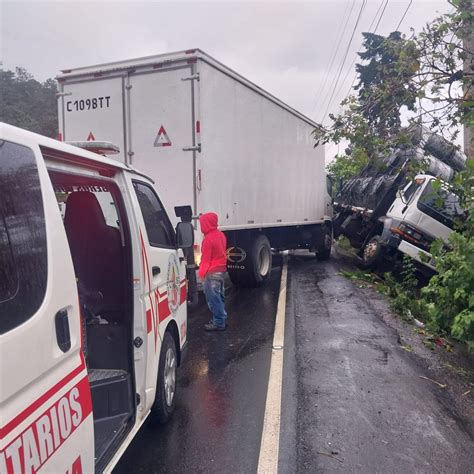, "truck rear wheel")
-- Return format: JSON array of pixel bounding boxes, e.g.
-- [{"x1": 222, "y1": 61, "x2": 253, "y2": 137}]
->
[
  {"x1": 316, "y1": 224, "x2": 332, "y2": 261},
  {"x1": 228, "y1": 235, "x2": 272, "y2": 287},
  {"x1": 150, "y1": 332, "x2": 177, "y2": 425}
]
